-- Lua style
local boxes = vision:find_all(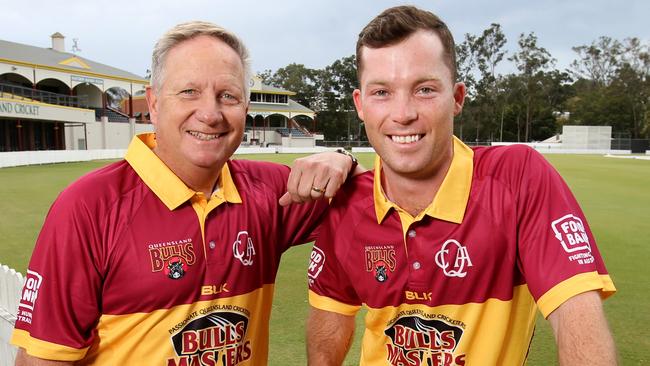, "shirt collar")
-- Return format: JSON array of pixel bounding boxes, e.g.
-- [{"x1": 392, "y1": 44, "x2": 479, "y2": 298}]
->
[
  {"x1": 125, "y1": 133, "x2": 242, "y2": 210},
  {"x1": 373, "y1": 136, "x2": 474, "y2": 224}
]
